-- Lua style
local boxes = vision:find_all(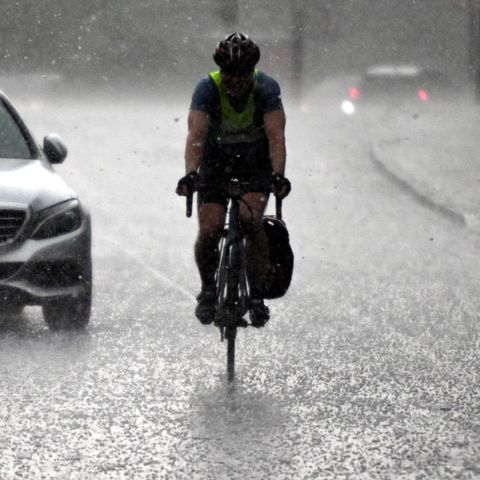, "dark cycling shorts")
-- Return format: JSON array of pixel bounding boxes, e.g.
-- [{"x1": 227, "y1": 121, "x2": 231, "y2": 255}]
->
[{"x1": 198, "y1": 140, "x2": 272, "y2": 208}]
